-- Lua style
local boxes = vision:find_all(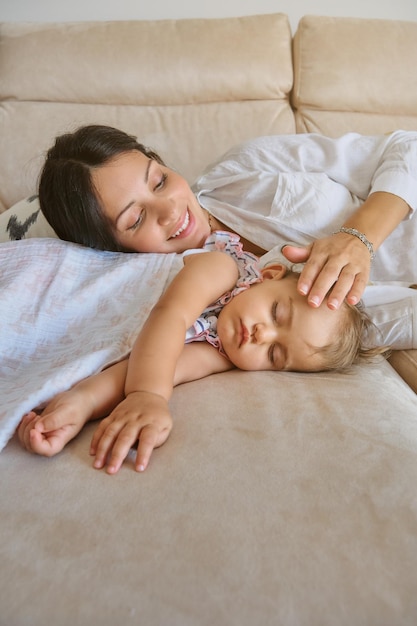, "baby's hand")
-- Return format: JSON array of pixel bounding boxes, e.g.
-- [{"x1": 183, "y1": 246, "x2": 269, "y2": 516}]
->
[
  {"x1": 90, "y1": 391, "x2": 173, "y2": 474},
  {"x1": 17, "y1": 389, "x2": 92, "y2": 456}
]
